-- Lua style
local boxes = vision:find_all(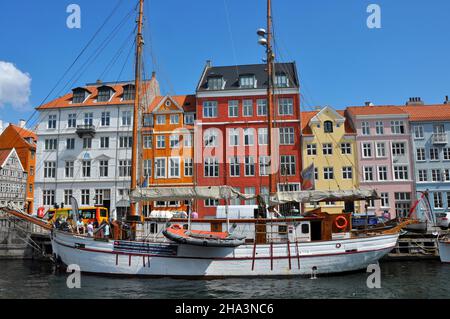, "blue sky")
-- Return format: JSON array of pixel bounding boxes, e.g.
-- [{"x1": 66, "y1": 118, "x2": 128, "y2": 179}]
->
[{"x1": 1, "y1": 0, "x2": 449, "y2": 126}]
